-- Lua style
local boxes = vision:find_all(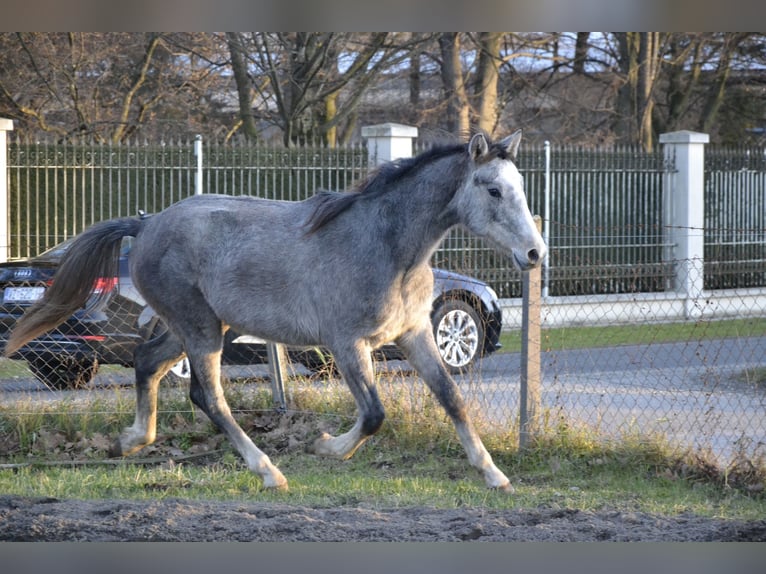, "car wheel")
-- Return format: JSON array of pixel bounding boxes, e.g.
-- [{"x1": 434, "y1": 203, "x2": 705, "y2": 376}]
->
[
  {"x1": 27, "y1": 356, "x2": 99, "y2": 390},
  {"x1": 432, "y1": 299, "x2": 485, "y2": 373},
  {"x1": 147, "y1": 322, "x2": 192, "y2": 386},
  {"x1": 163, "y1": 357, "x2": 191, "y2": 386}
]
